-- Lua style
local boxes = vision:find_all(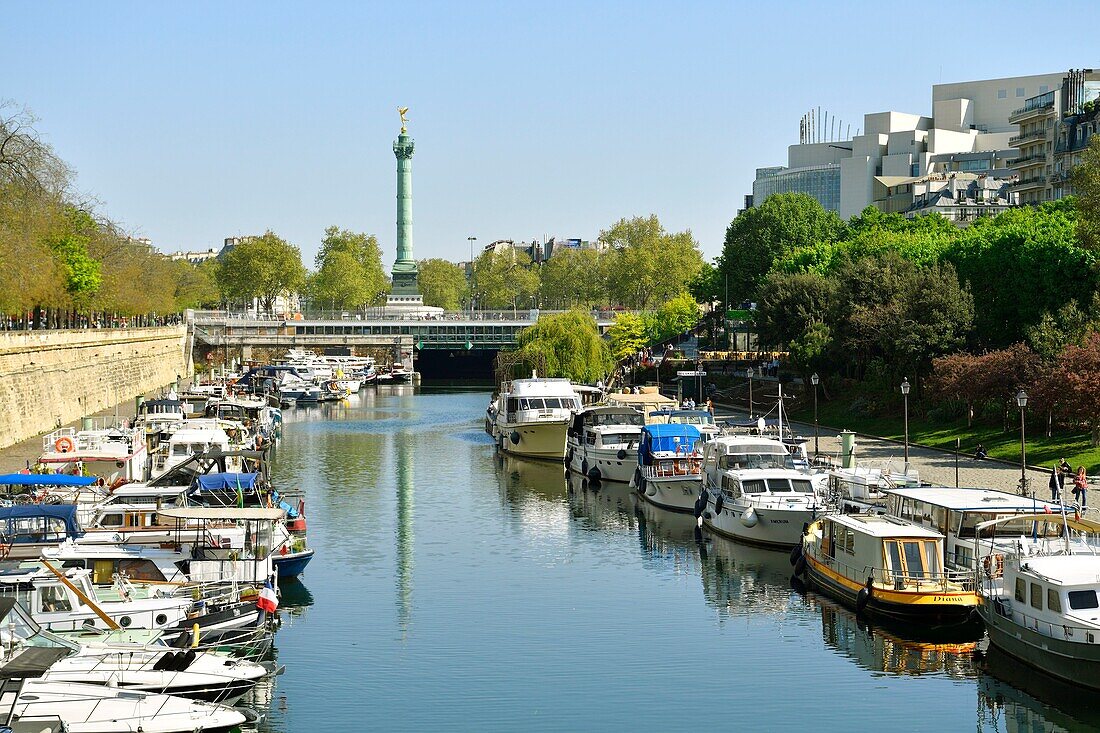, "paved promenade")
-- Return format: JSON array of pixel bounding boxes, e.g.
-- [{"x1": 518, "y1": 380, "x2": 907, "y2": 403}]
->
[{"x1": 715, "y1": 406, "x2": 1057, "y2": 497}]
